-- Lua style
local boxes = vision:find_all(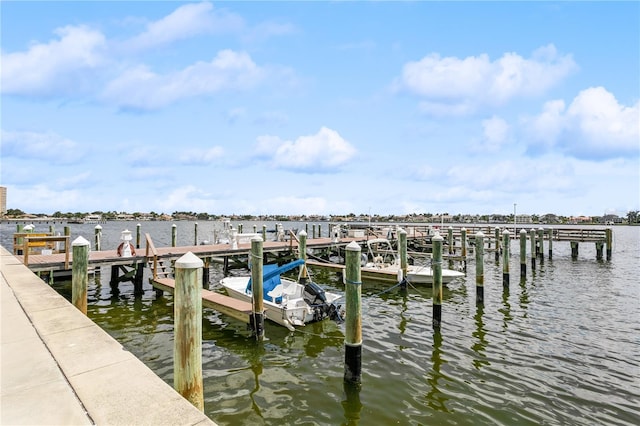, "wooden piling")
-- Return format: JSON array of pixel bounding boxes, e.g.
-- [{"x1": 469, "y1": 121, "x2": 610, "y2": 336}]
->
[
  {"x1": 298, "y1": 230, "x2": 309, "y2": 283},
  {"x1": 399, "y1": 229, "x2": 408, "y2": 285},
  {"x1": 344, "y1": 241, "x2": 362, "y2": 384},
  {"x1": 432, "y1": 233, "x2": 443, "y2": 329},
  {"x1": 171, "y1": 224, "x2": 177, "y2": 247},
  {"x1": 173, "y1": 252, "x2": 204, "y2": 411},
  {"x1": 502, "y1": 230, "x2": 510, "y2": 289},
  {"x1": 194, "y1": 222, "x2": 198, "y2": 245},
  {"x1": 447, "y1": 226, "x2": 454, "y2": 255},
  {"x1": 606, "y1": 228, "x2": 612, "y2": 260},
  {"x1": 595, "y1": 241, "x2": 604, "y2": 260},
  {"x1": 519, "y1": 229, "x2": 527, "y2": 277},
  {"x1": 250, "y1": 237, "x2": 265, "y2": 340},
  {"x1": 475, "y1": 232, "x2": 484, "y2": 305},
  {"x1": 530, "y1": 229, "x2": 536, "y2": 269},
  {"x1": 71, "y1": 236, "x2": 90, "y2": 315},
  {"x1": 494, "y1": 227, "x2": 500, "y2": 262},
  {"x1": 537, "y1": 228, "x2": 545, "y2": 262},
  {"x1": 461, "y1": 228, "x2": 467, "y2": 258},
  {"x1": 94, "y1": 225, "x2": 102, "y2": 251},
  {"x1": 571, "y1": 242, "x2": 579, "y2": 259},
  {"x1": 136, "y1": 223, "x2": 141, "y2": 249},
  {"x1": 262, "y1": 225, "x2": 267, "y2": 242}
]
